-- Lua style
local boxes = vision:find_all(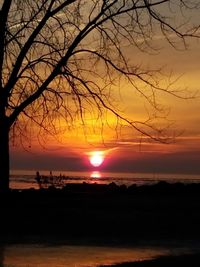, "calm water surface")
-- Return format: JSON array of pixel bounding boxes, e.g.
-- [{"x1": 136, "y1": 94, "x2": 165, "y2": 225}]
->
[{"x1": 10, "y1": 170, "x2": 200, "y2": 189}]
